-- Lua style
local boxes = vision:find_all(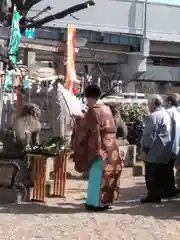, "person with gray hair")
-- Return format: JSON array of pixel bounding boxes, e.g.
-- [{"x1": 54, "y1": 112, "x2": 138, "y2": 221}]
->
[
  {"x1": 141, "y1": 94, "x2": 173, "y2": 203},
  {"x1": 165, "y1": 93, "x2": 180, "y2": 196}
]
